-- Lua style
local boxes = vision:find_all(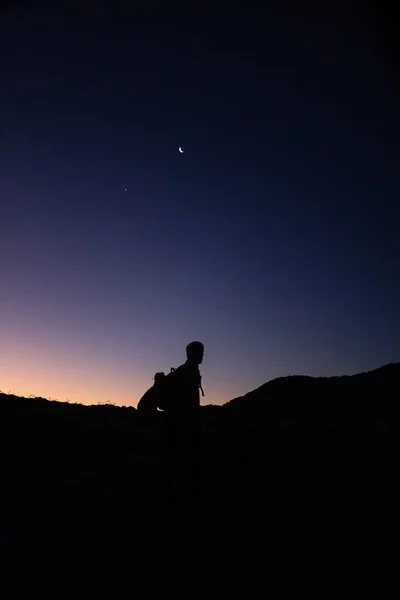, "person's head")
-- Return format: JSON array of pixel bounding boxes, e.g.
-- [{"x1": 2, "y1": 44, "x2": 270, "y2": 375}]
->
[{"x1": 186, "y1": 341, "x2": 204, "y2": 365}]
